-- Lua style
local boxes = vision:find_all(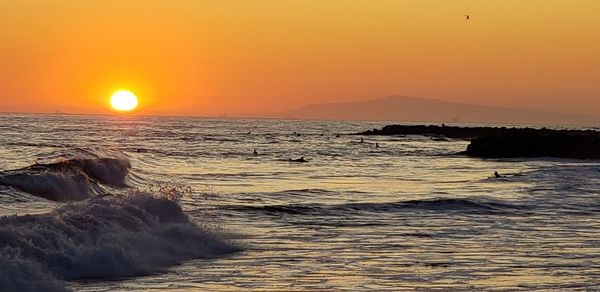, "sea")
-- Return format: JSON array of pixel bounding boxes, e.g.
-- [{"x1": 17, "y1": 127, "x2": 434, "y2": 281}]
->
[{"x1": 0, "y1": 114, "x2": 599, "y2": 291}]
